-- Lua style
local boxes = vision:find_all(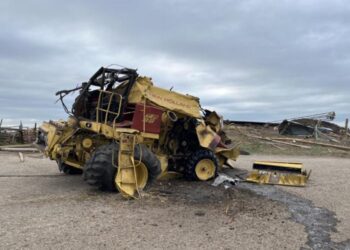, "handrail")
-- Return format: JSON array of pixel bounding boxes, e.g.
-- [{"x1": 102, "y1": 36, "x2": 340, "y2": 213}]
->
[{"x1": 96, "y1": 90, "x2": 123, "y2": 124}]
